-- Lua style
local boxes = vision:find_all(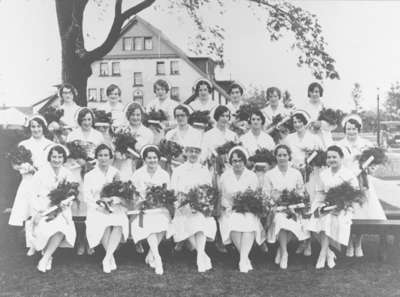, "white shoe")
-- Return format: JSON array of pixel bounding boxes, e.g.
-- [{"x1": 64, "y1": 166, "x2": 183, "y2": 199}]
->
[
  {"x1": 102, "y1": 258, "x2": 111, "y2": 273},
  {"x1": 355, "y1": 244, "x2": 364, "y2": 258},
  {"x1": 327, "y1": 251, "x2": 336, "y2": 269},
  {"x1": 197, "y1": 256, "x2": 206, "y2": 273},
  {"x1": 145, "y1": 251, "x2": 155, "y2": 268},
  {"x1": 315, "y1": 253, "x2": 326, "y2": 269},
  {"x1": 203, "y1": 254, "x2": 212, "y2": 271},
  {"x1": 346, "y1": 244, "x2": 354, "y2": 258},
  {"x1": 154, "y1": 256, "x2": 163, "y2": 275},
  {"x1": 280, "y1": 252, "x2": 288, "y2": 270},
  {"x1": 46, "y1": 257, "x2": 53, "y2": 271},
  {"x1": 27, "y1": 247, "x2": 36, "y2": 256},
  {"x1": 37, "y1": 257, "x2": 48, "y2": 273},
  {"x1": 239, "y1": 261, "x2": 249, "y2": 273},
  {"x1": 110, "y1": 256, "x2": 117, "y2": 271},
  {"x1": 77, "y1": 245, "x2": 85, "y2": 256},
  {"x1": 246, "y1": 259, "x2": 253, "y2": 271},
  {"x1": 275, "y1": 248, "x2": 281, "y2": 265}
]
